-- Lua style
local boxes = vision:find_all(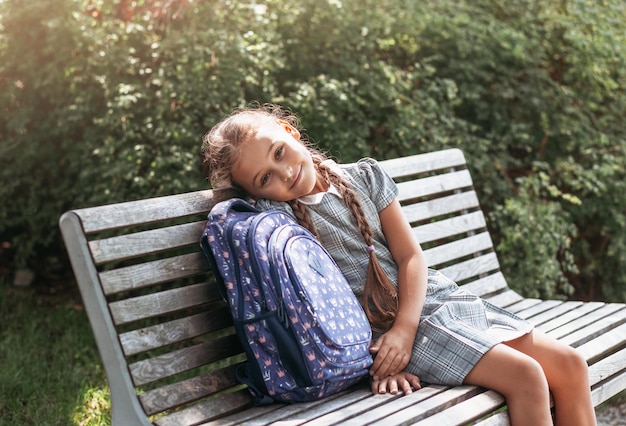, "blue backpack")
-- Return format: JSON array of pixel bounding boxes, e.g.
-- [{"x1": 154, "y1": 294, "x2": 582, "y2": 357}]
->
[{"x1": 200, "y1": 198, "x2": 373, "y2": 405}]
